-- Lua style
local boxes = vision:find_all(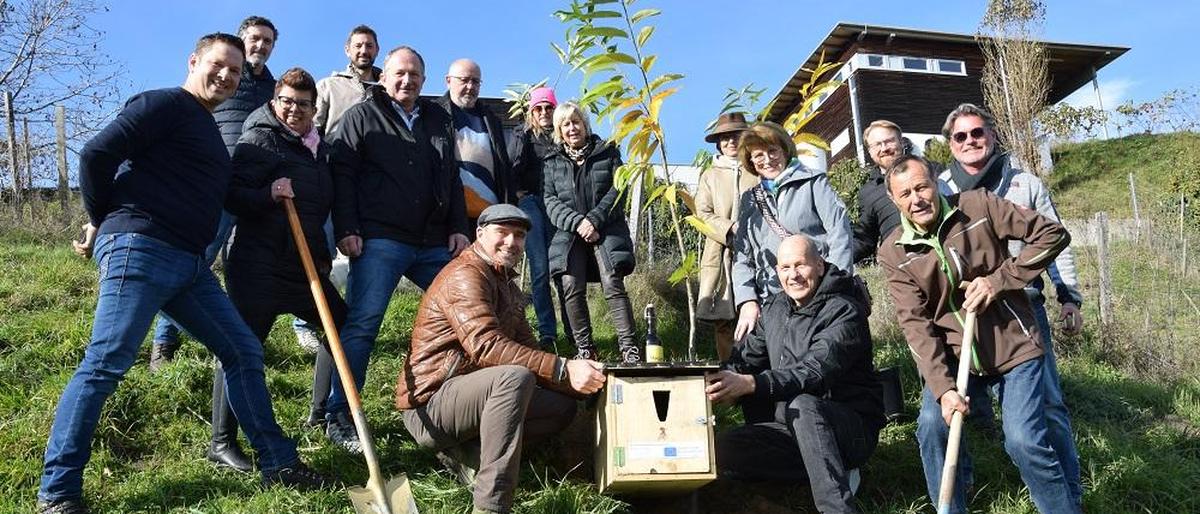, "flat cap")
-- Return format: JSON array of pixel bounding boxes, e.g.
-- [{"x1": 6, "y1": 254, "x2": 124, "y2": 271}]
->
[{"x1": 477, "y1": 204, "x2": 532, "y2": 229}]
